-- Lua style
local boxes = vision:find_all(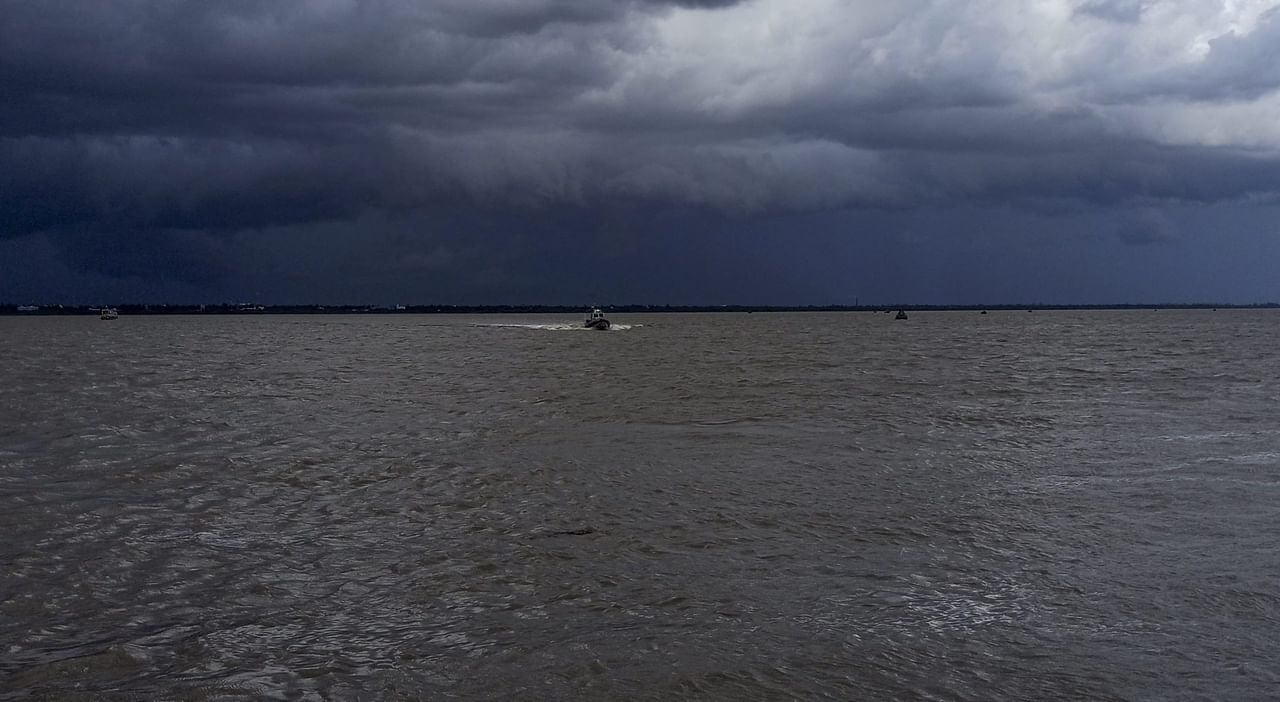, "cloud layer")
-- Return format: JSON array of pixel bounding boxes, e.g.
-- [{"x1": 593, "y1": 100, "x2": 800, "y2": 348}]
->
[{"x1": 3, "y1": 0, "x2": 1280, "y2": 302}]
